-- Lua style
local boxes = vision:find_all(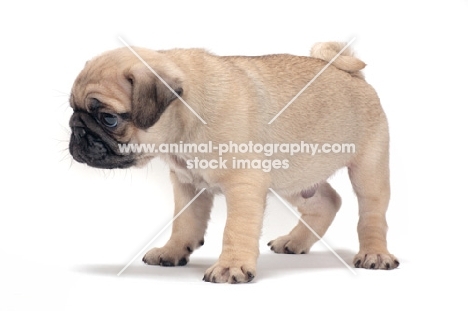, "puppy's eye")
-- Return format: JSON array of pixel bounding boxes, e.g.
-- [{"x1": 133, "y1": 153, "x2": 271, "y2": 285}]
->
[{"x1": 100, "y1": 113, "x2": 118, "y2": 128}]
